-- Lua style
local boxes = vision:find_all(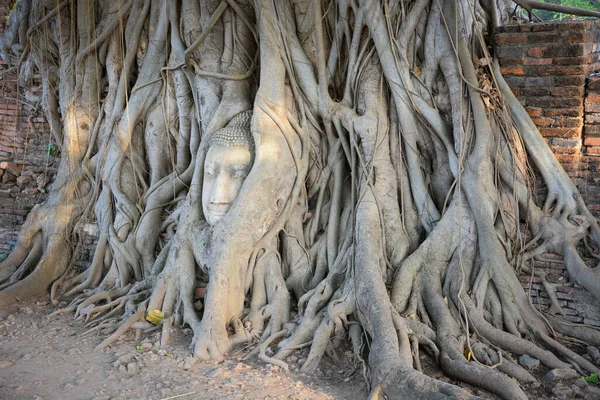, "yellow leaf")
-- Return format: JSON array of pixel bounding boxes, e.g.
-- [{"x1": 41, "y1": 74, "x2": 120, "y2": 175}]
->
[
  {"x1": 443, "y1": 296, "x2": 448, "y2": 305},
  {"x1": 464, "y1": 348, "x2": 472, "y2": 361},
  {"x1": 146, "y1": 309, "x2": 165, "y2": 325}
]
